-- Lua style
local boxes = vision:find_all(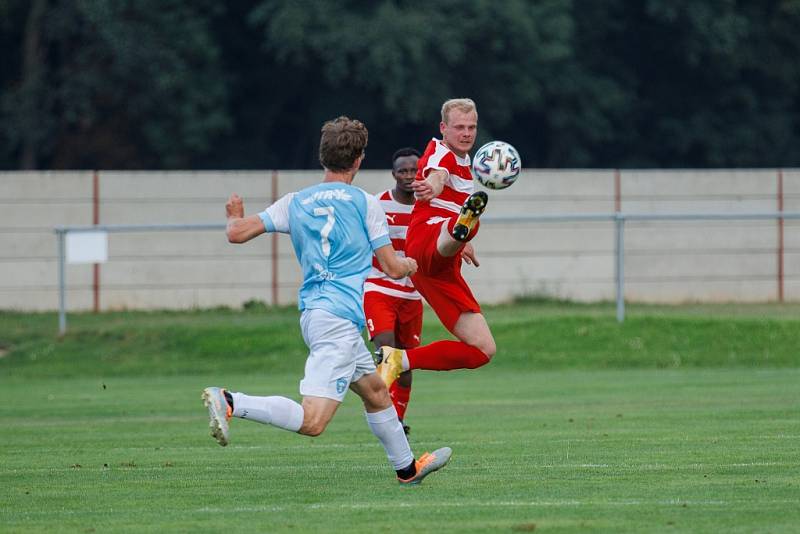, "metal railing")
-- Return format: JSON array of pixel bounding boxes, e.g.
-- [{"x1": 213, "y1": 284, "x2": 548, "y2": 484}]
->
[
  {"x1": 54, "y1": 212, "x2": 800, "y2": 334},
  {"x1": 483, "y1": 211, "x2": 800, "y2": 323},
  {"x1": 55, "y1": 223, "x2": 226, "y2": 335}
]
